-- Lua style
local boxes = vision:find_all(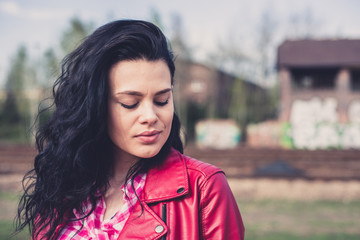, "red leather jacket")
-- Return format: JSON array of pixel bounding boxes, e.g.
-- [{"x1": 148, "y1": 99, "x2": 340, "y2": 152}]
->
[
  {"x1": 118, "y1": 149, "x2": 245, "y2": 239},
  {"x1": 45, "y1": 149, "x2": 244, "y2": 239}
]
